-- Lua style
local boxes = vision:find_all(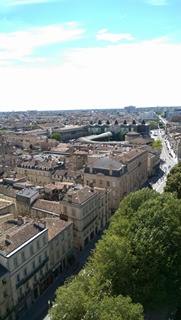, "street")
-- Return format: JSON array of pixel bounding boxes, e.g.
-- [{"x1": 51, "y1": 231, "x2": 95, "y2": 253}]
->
[
  {"x1": 19, "y1": 232, "x2": 103, "y2": 320},
  {"x1": 150, "y1": 129, "x2": 177, "y2": 193}
]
